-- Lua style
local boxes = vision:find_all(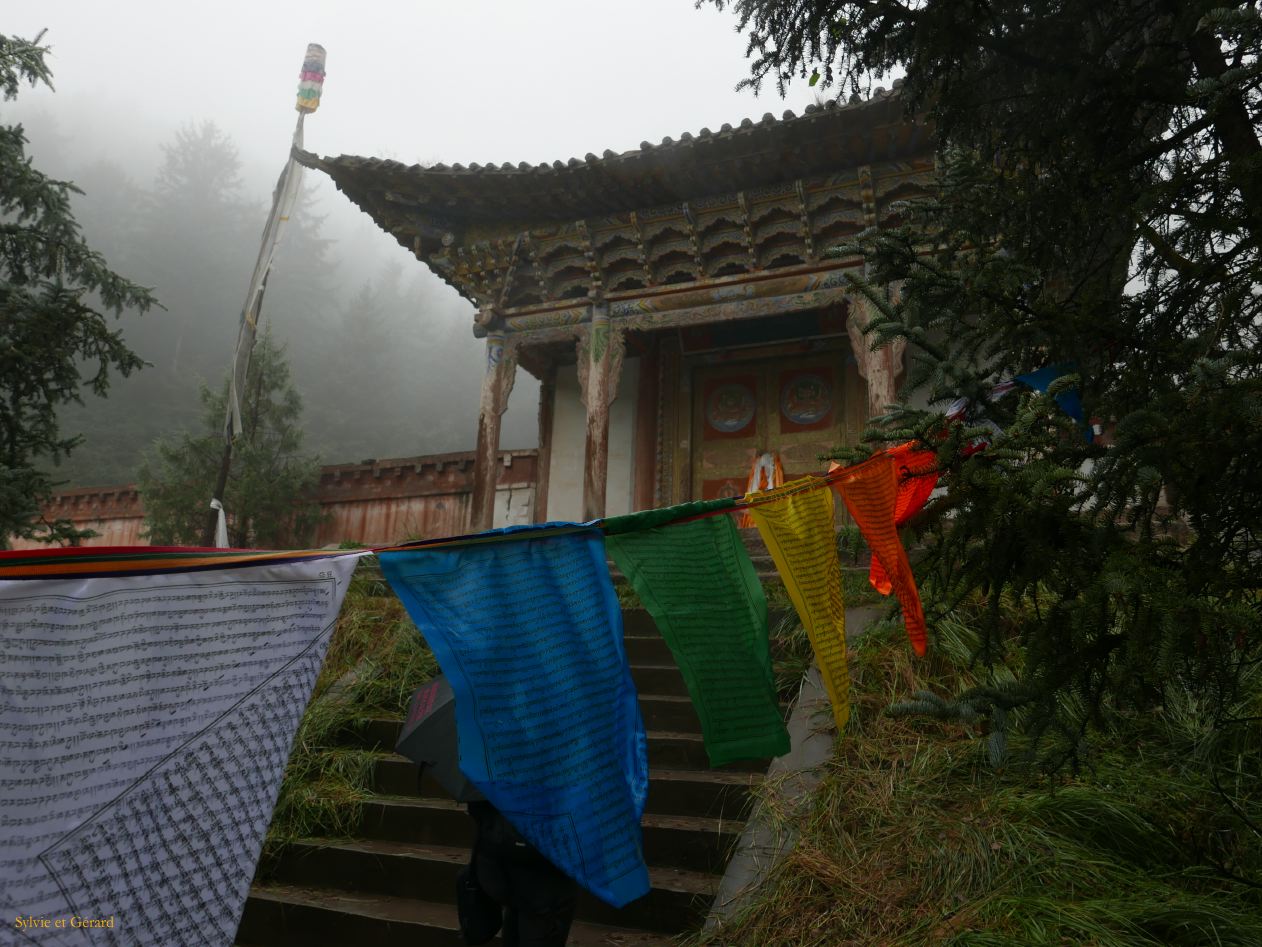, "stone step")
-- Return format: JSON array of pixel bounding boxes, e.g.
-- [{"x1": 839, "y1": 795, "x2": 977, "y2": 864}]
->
[
  {"x1": 737, "y1": 528, "x2": 769, "y2": 558},
  {"x1": 624, "y1": 635, "x2": 672, "y2": 664},
  {"x1": 372, "y1": 757, "x2": 759, "y2": 820},
  {"x1": 251, "y1": 843, "x2": 716, "y2": 939},
  {"x1": 358, "y1": 796, "x2": 741, "y2": 875},
  {"x1": 348, "y1": 692, "x2": 705, "y2": 750},
  {"x1": 642, "y1": 730, "x2": 769, "y2": 773},
  {"x1": 347, "y1": 720, "x2": 769, "y2": 774},
  {"x1": 631, "y1": 662, "x2": 688, "y2": 697},
  {"x1": 641, "y1": 694, "x2": 700, "y2": 732},
  {"x1": 239, "y1": 876, "x2": 687, "y2": 945},
  {"x1": 621, "y1": 606, "x2": 790, "y2": 636}
]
